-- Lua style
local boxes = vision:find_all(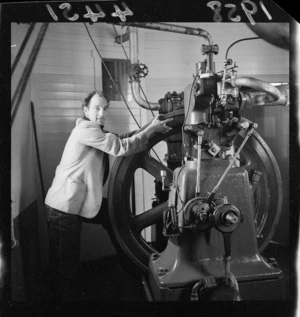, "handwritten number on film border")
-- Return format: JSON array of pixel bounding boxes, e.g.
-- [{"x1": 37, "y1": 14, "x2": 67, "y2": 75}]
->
[
  {"x1": 46, "y1": 2, "x2": 133, "y2": 22},
  {"x1": 207, "y1": 0, "x2": 272, "y2": 24}
]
